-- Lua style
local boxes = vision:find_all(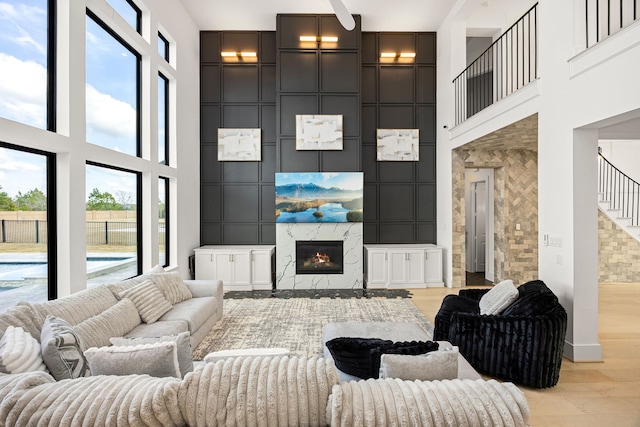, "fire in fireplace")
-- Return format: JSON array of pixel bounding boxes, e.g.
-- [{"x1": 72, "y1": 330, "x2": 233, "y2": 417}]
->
[{"x1": 296, "y1": 240, "x2": 344, "y2": 275}]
